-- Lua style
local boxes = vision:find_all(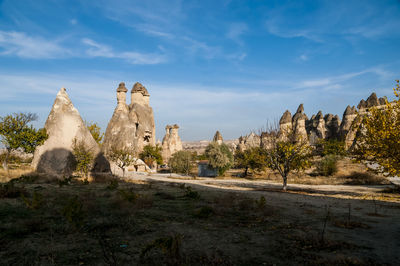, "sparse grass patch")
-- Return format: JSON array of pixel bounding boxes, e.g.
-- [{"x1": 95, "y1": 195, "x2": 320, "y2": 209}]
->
[
  {"x1": 0, "y1": 182, "x2": 27, "y2": 198},
  {"x1": 342, "y1": 172, "x2": 389, "y2": 185},
  {"x1": 183, "y1": 186, "x2": 200, "y2": 199},
  {"x1": 193, "y1": 205, "x2": 215, "y2": 219}
]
